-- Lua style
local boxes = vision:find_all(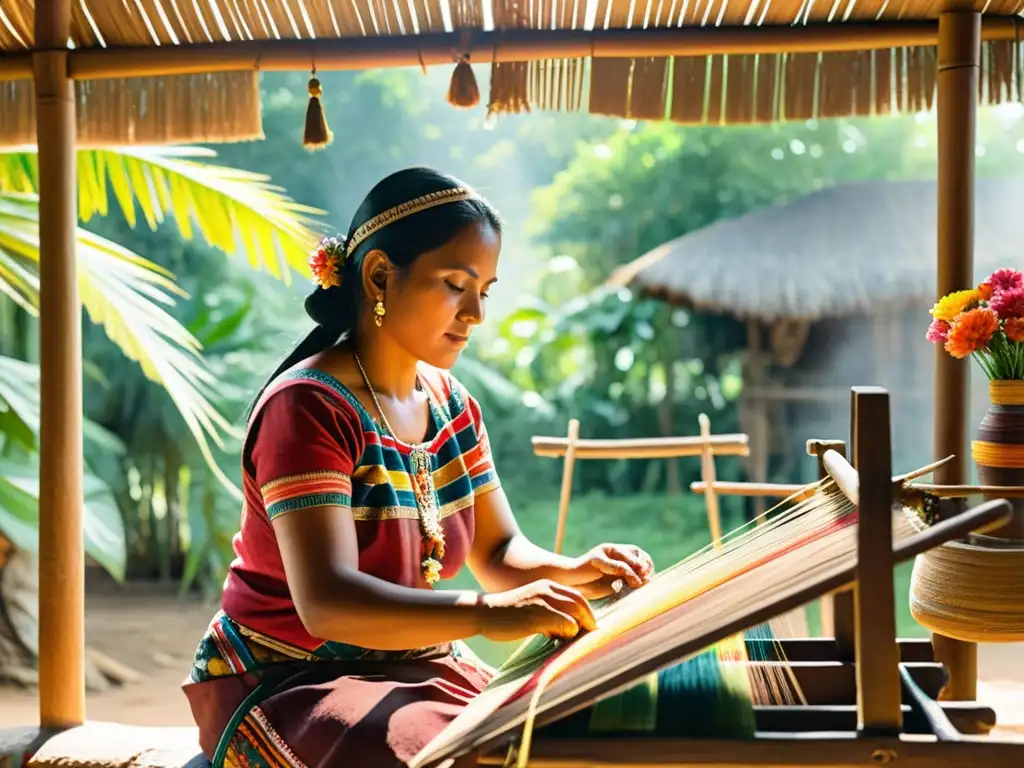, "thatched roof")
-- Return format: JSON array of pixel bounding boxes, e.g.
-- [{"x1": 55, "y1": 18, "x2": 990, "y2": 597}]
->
[
  {"x1": 608, "y1": 176, "x2": 1024, "y2": 321},
  {"x1": 0, "y1": 2, "x2": 1023, "y2": 146}
]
